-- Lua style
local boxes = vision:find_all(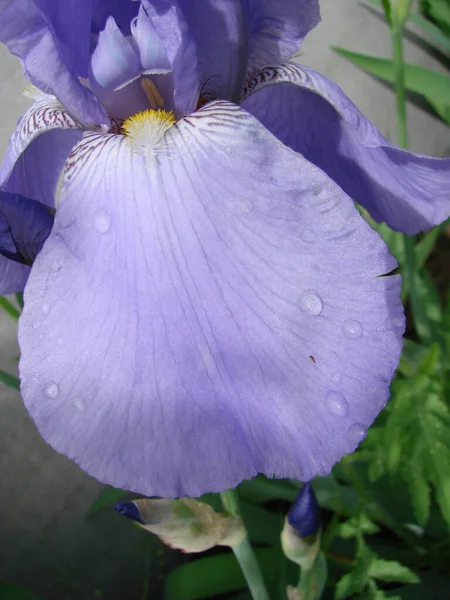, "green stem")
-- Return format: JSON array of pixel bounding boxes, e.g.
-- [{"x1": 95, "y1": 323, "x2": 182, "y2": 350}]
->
[
  {"x1": 391, "y1": 26, "x2": 432, "y2": 342},
  {"x1": 220, "y1": 489, "x2": 271, "y2": 600},
  {"x1": 0, "y1": 296, "x2": 20, "y2": 321}
]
